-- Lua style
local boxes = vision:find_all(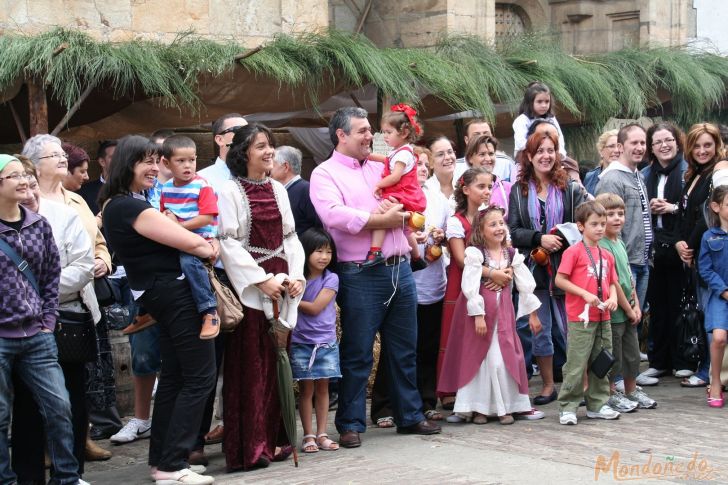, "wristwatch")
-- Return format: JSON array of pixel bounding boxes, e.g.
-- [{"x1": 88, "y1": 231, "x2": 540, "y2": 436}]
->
[{"x1": 671, "y1": 203, "x2": 678, "y2": 214}]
